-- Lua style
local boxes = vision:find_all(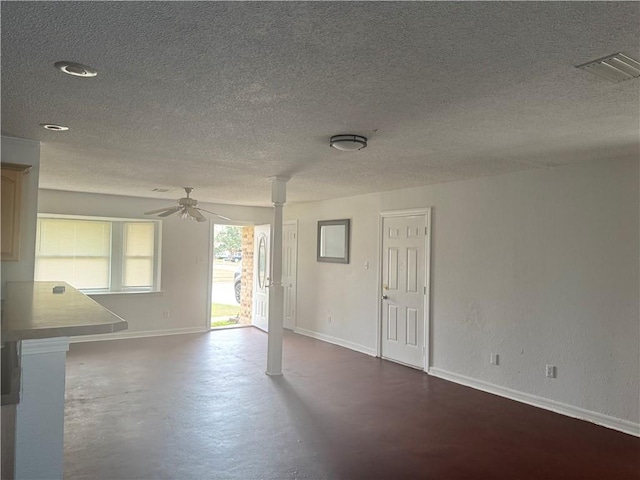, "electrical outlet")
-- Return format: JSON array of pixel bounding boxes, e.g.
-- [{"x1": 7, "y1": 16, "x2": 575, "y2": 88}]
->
[
  {"x1": 545, "y1": 365, "x2": 556, "y2": 378},
  {"x1": 163, "y1": 310, "x2": 170, "y2": 318},
  {"x1": 490, "y1": 353, "x2": 499, "y2": 365}
]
